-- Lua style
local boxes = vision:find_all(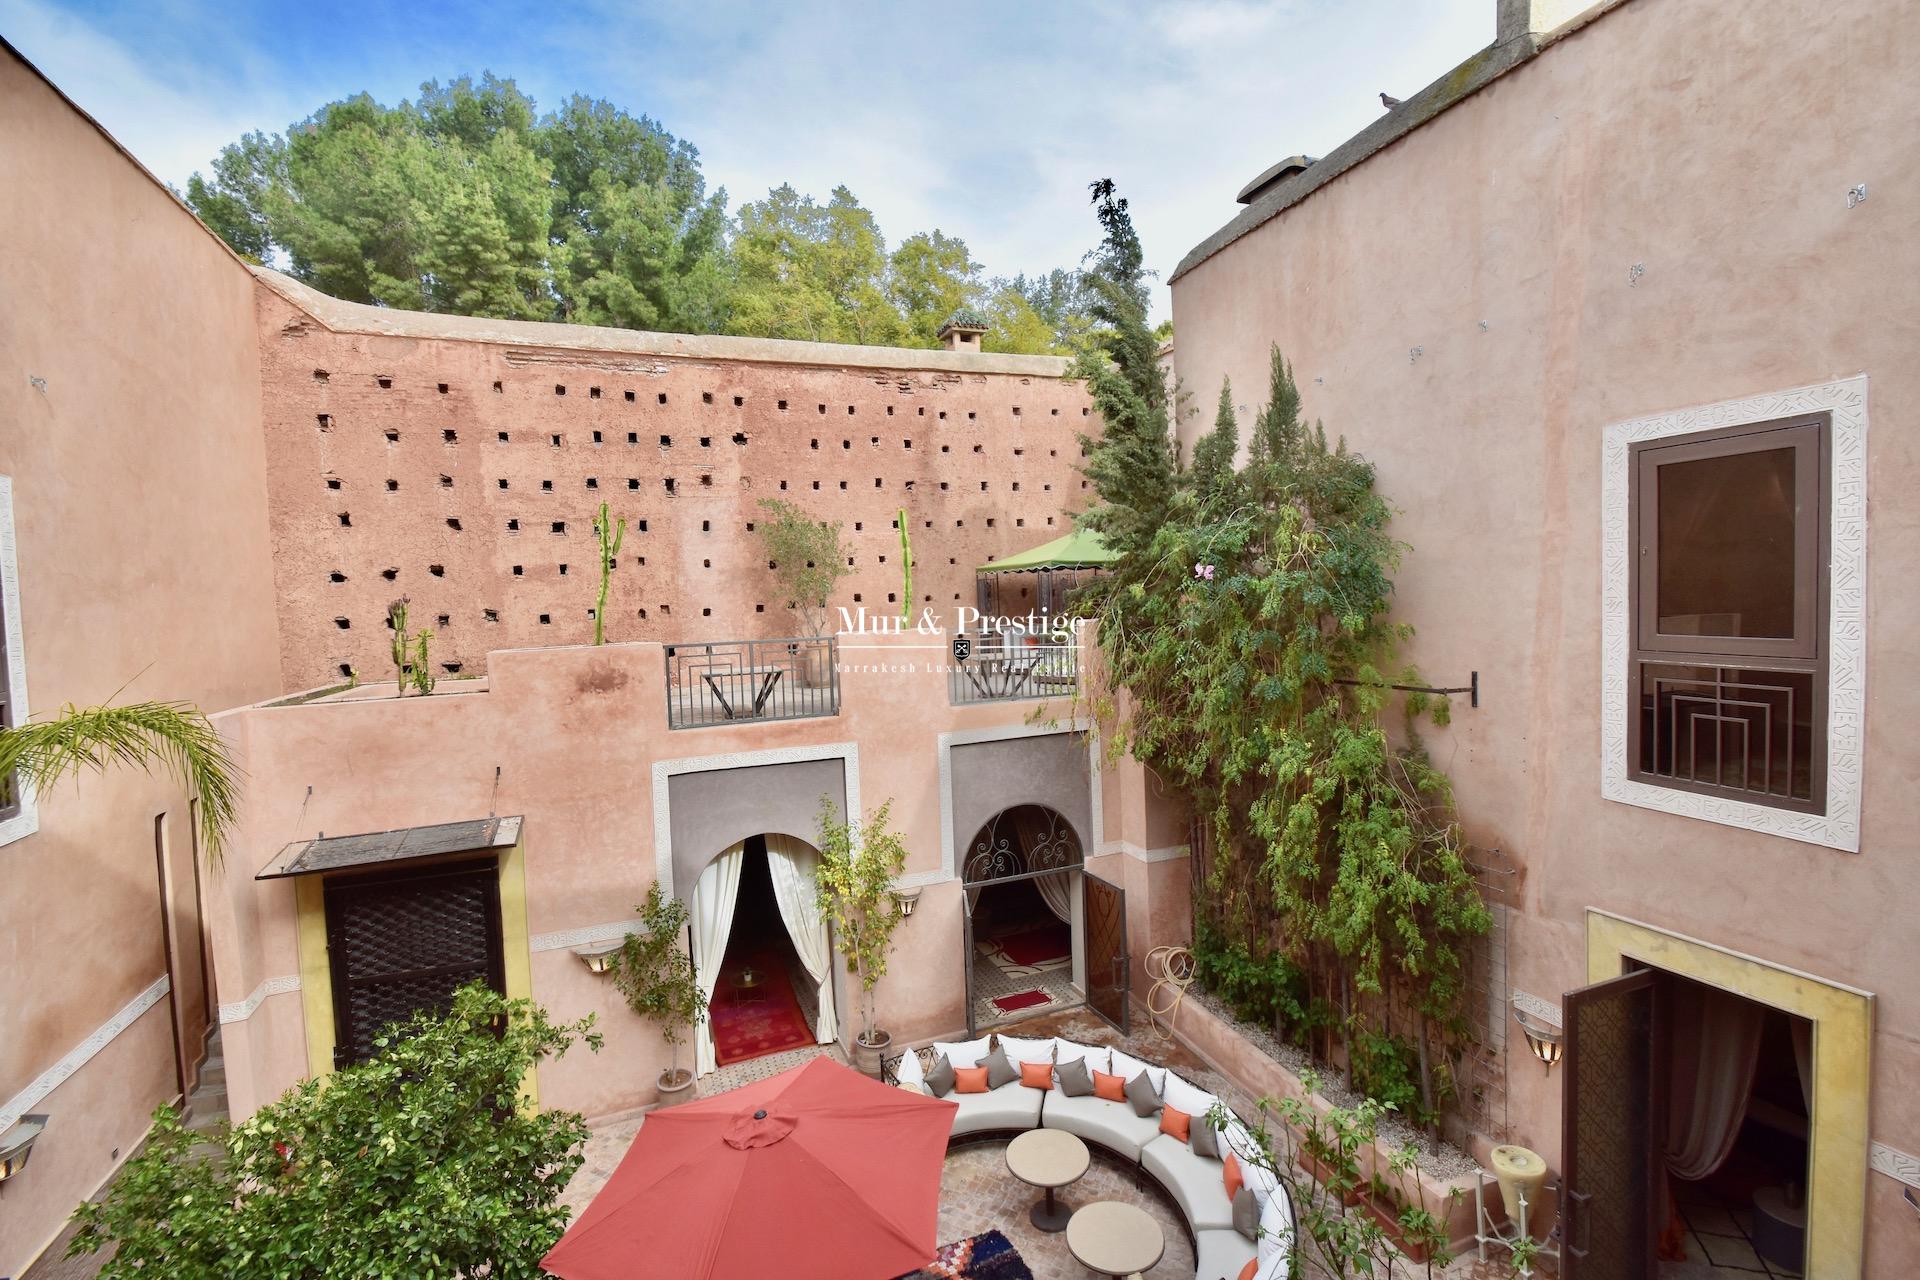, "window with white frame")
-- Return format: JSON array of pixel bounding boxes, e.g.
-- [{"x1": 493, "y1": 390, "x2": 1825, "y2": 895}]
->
[
  {"x1": 0, "y1": 475, "x2": 35, "y2": 844},
  {"x1": 1601, "y1": 379, "x2": 1867, "y2": 852}
]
